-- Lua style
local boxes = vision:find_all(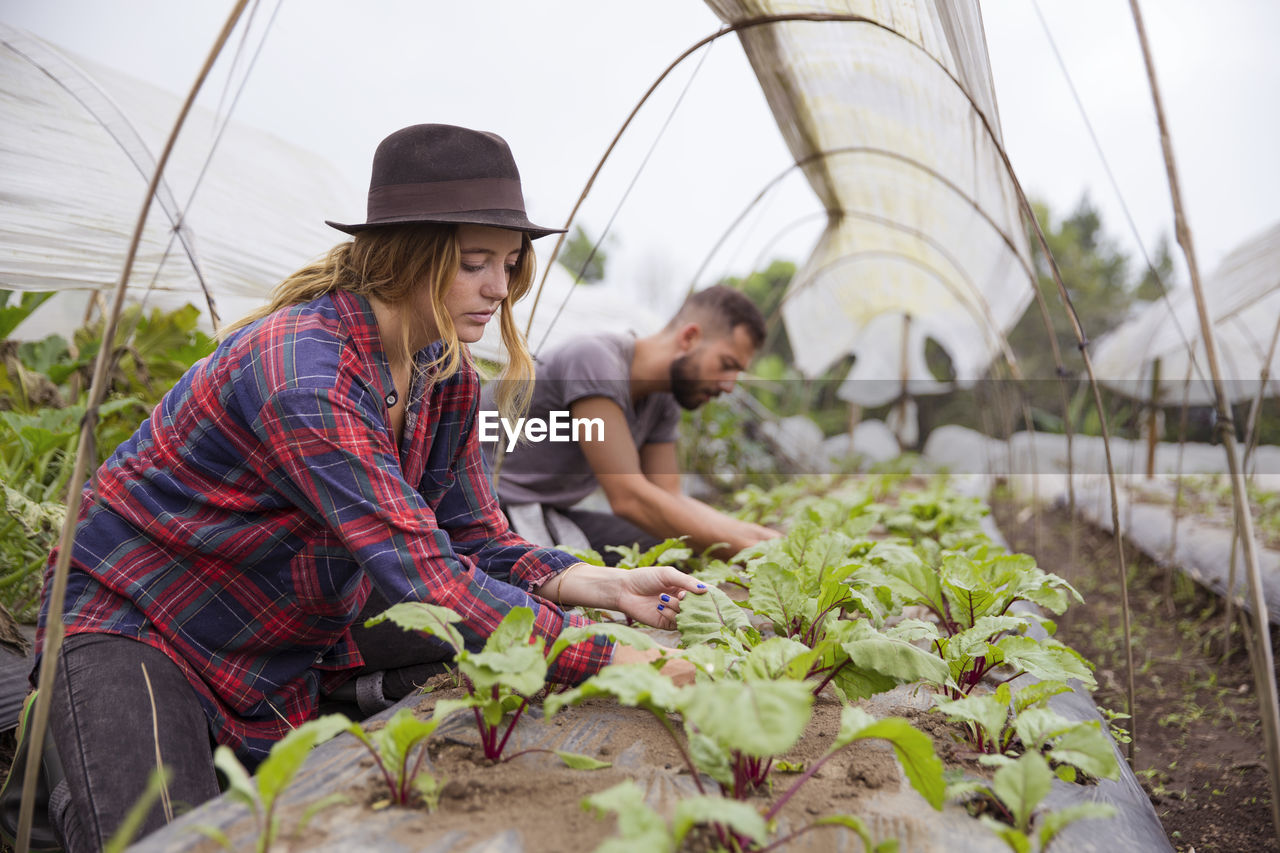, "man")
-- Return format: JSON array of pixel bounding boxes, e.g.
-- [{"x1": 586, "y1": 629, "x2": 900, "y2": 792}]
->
[{"x1": 485, "y1": 285, "x2": 781, "y2": 562}]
